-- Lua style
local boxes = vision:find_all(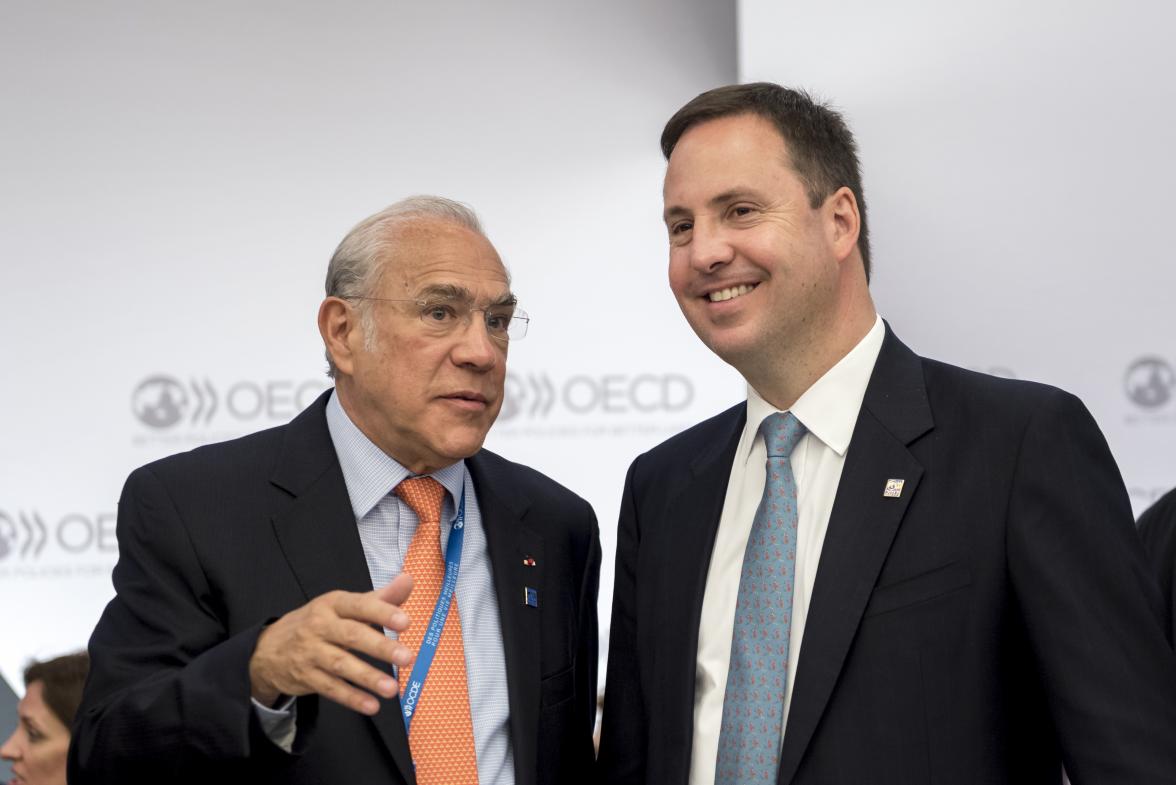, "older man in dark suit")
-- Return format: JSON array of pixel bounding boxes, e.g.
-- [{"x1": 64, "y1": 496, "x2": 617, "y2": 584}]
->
[
  {"x1": 71, "y1": 196, "x2": 600, "y2": 785},
  {"x1": 596, "y1": 83, "x2": 1176, "y2": 785}
]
